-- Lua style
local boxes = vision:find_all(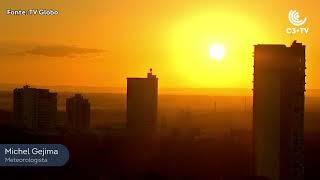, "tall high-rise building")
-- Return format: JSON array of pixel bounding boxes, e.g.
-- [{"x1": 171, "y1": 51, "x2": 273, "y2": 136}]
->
[
  {"x1": 66, "y1": 94, "x2": 90, "y2": 130},
  {"x1": 253, "y1": 41, "x2": 305, "y2": 180},
  {"x1": 127, "y1": 69, "x2": 158, "y2": 134},
  {"x1": 13, "y1": 85, "x2": 57, "y2": 129}
]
